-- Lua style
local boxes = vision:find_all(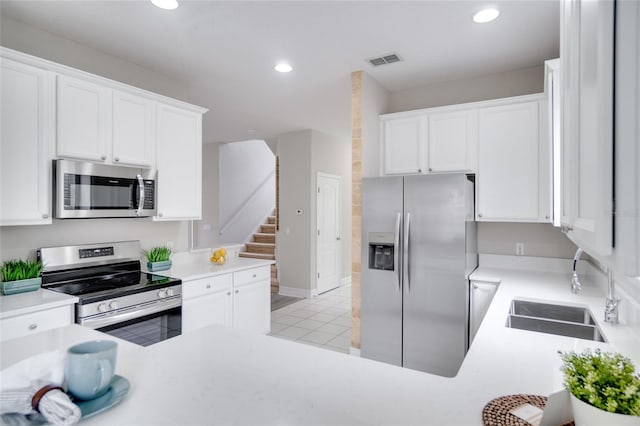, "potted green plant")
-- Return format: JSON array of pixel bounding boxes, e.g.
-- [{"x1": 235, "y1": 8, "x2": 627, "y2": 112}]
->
[
  {"x1": 143, "y1": 246, "x2": 172, "y2": 272},
  {"x1": 559, "y1": 349, "x2": 640, "y2": 425},
  {"x1": 1, "y1": 259, "x2": 43, "y2": 295}
]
